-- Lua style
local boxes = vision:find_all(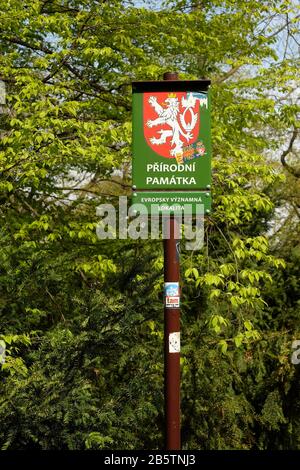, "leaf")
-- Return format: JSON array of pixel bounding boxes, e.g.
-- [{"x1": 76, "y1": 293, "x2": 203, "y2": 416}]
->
[
  {"x1": 219, "y1": 340, "x2": 228, "y2": 354},
  {"x1": 234, "y1": 334, "x2": 244, "y2": 348}
]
